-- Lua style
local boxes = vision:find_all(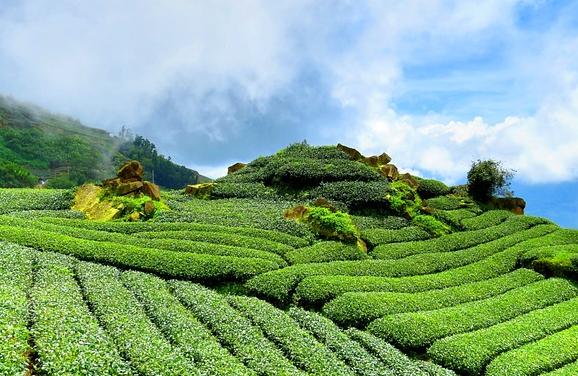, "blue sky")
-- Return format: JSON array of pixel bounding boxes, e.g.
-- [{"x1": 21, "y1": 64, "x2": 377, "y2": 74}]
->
[{"x1": 0, "y1": 0, "x2": 577, "y2": 227}]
